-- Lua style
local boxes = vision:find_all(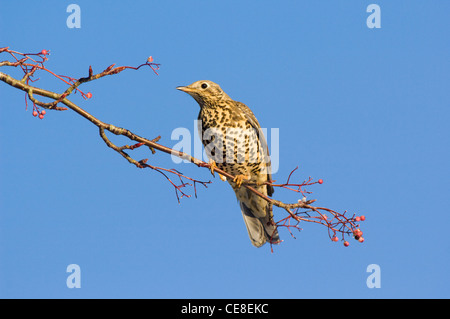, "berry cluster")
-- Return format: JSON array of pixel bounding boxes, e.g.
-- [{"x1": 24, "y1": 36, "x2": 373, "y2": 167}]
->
[
  {"x1": 330, "y1": 215, "x2": 366, "y2": 247},
  {"x1": 32, "y1": 109, "x2": 46, "y2": 119}
]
